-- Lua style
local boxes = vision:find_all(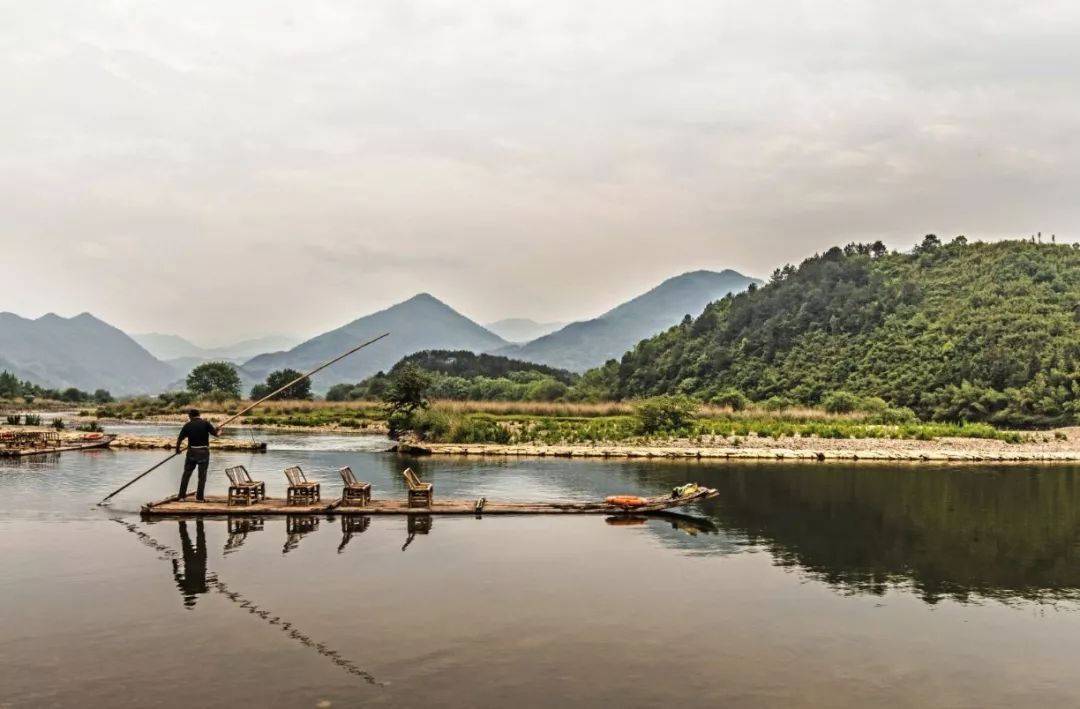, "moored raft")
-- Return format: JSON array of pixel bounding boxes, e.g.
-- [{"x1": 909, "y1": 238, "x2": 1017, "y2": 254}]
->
[
  {"x1": 141, "y1": 487, "x2": 719, "y2": 517},
  {"x1": 0, "y1": 432, "x2": 117, "y2": 457}
]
